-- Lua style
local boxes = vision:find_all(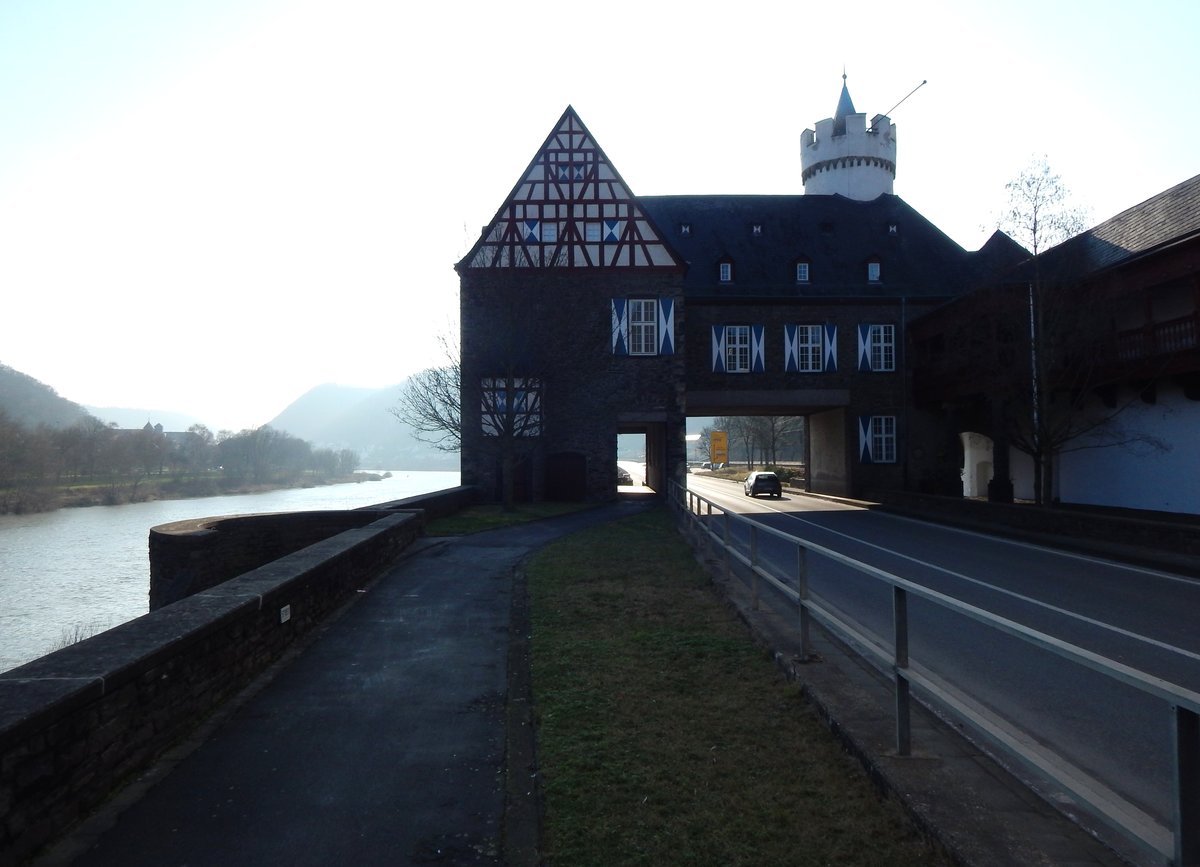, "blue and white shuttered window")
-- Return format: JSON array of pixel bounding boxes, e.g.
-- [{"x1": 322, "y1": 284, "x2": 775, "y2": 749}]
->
[
  {"x1": 858, "y1": 415, "x2": 897, "y2": 463},
  {"x1": 711, "y1": 325, "x2": 764, "y2": 373},
  {"x1": 611, "y1": 298, "x2": 674, "y2": 356},
  {"x1": 857, "y1": 324, "x2": 895, "y2": 372},
  {"x1": 785, "y1": 324, "x2": 837, "y2": 372}
]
